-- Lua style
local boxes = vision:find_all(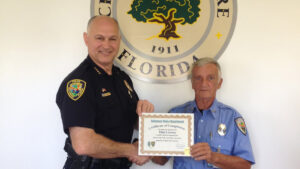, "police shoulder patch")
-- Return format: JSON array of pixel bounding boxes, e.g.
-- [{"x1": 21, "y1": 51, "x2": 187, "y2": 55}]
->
[
  {"x1": 235, "y1": 117, "x2": 247, "y2": 135},
  {"x1": 66, "y1": 79, "x2": 86, "y2": 101}
]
